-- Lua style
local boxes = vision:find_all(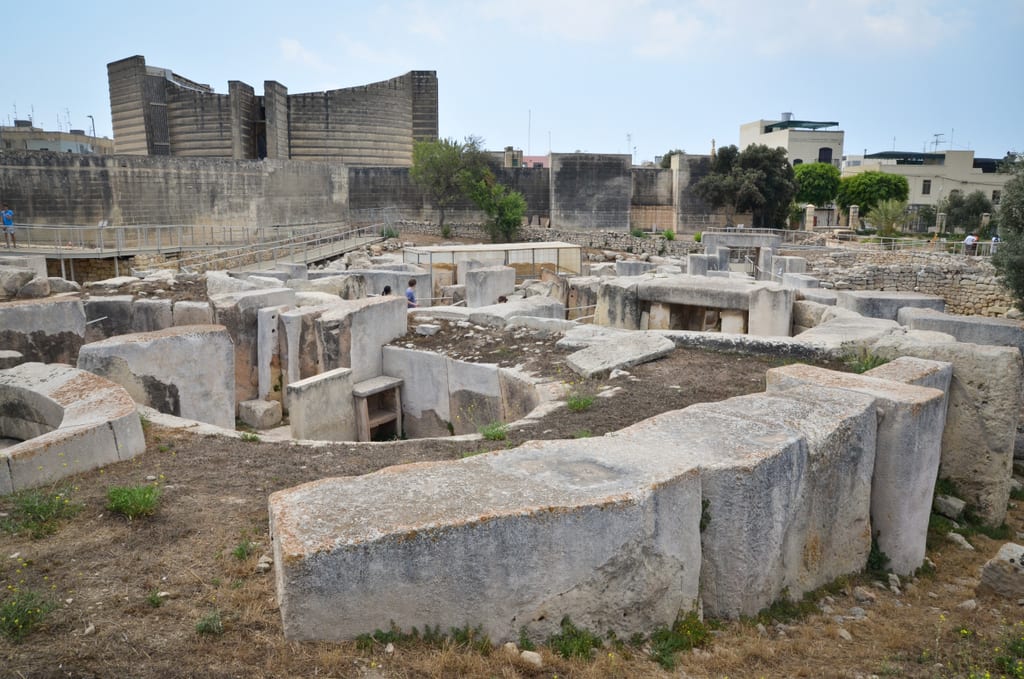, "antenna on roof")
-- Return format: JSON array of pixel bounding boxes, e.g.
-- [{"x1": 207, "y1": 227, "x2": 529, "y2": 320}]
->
[{"x1": 932, "y1": 133, "x2": 945, "y2": 152}]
